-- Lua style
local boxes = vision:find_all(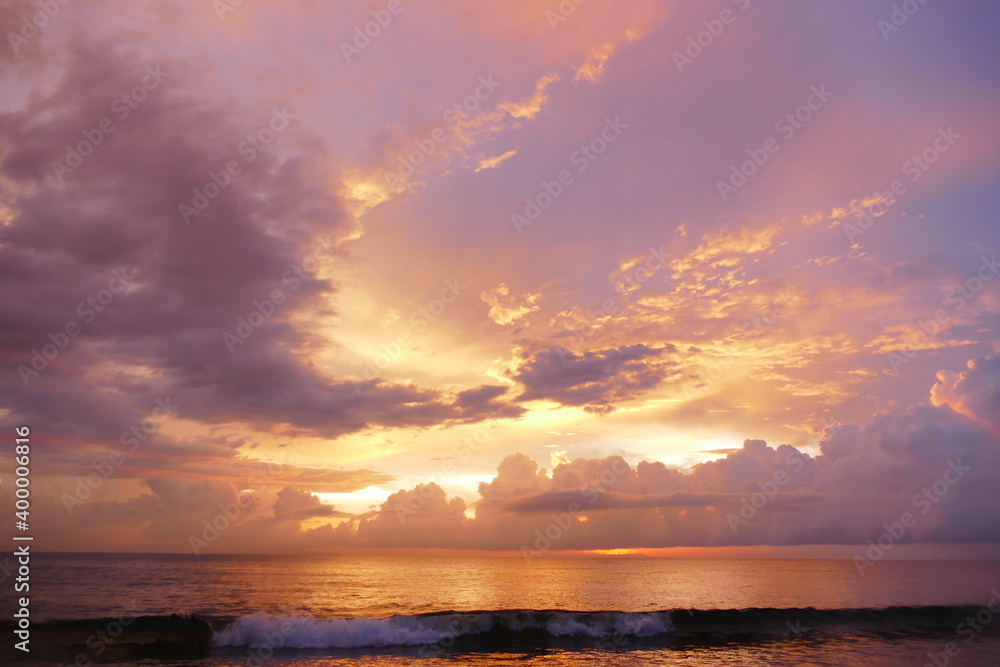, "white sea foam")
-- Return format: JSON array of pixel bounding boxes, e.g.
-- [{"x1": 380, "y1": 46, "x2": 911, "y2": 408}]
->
[{"x1": 213, "y1": 610, "x2": 674, "y2": 648}]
